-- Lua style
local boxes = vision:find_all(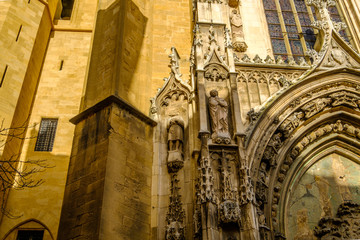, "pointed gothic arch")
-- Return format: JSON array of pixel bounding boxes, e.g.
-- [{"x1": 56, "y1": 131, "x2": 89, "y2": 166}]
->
[
  {"x1": 247, "y1": 67, "x2": 360, "y2": 238},
  {"x1": 2, "y1": 219, "x2": 54, "y2": 240}
]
